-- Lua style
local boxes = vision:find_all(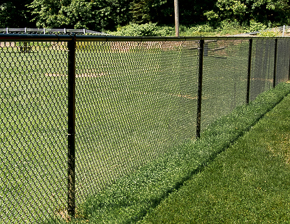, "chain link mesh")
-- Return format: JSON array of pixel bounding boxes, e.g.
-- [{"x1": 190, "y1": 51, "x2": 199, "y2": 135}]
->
[
  {"x1": 1, "y1": 36, "x2": 290, "y2": 223},
  {"x1": 201, "y1": 39, "x2": 249, "y2": 129},
  {"x1": 0, "y1": 41, "x2": 68, "y2": 223},
  {"x1": 74, "y1": 40, "x2": 199, "y2": 204},
  {"x1": 250, "y1": 39, "x2": 276, "y2": 101},
  {"x1": 276, "y1": 39, "x2": 290, "y2": 85}
]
